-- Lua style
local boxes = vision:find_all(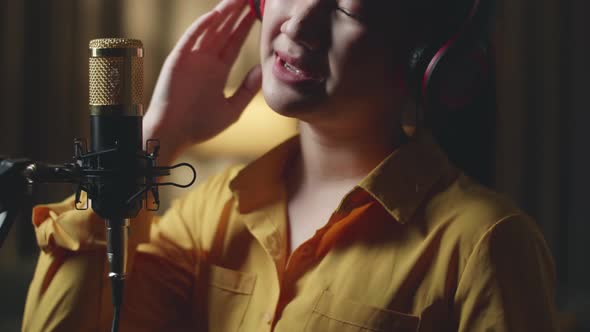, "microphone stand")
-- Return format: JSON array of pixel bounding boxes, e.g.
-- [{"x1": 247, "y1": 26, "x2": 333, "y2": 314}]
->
[{"x1": 106, "y1": 218, "x2": 129, "y2": 332}]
